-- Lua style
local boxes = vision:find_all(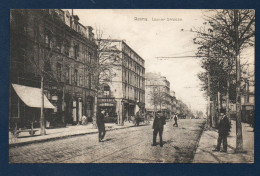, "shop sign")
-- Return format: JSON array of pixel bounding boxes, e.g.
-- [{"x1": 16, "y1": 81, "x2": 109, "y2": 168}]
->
[
  {"x1": 99, "y1": 103, "x2": 115, "y2": 107},
  {"x1": 52, "y1": 95, "x2": 58, "y2": 101},
  {"x1": 76, "y1": 92, "x2": 82, "y2": 98},
  {"x1": 245, "y1": 105, "x2": 254, "y2": 110},
  {"x1": 99, "y1": 98, "x2": 115, "y2": 103}
]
